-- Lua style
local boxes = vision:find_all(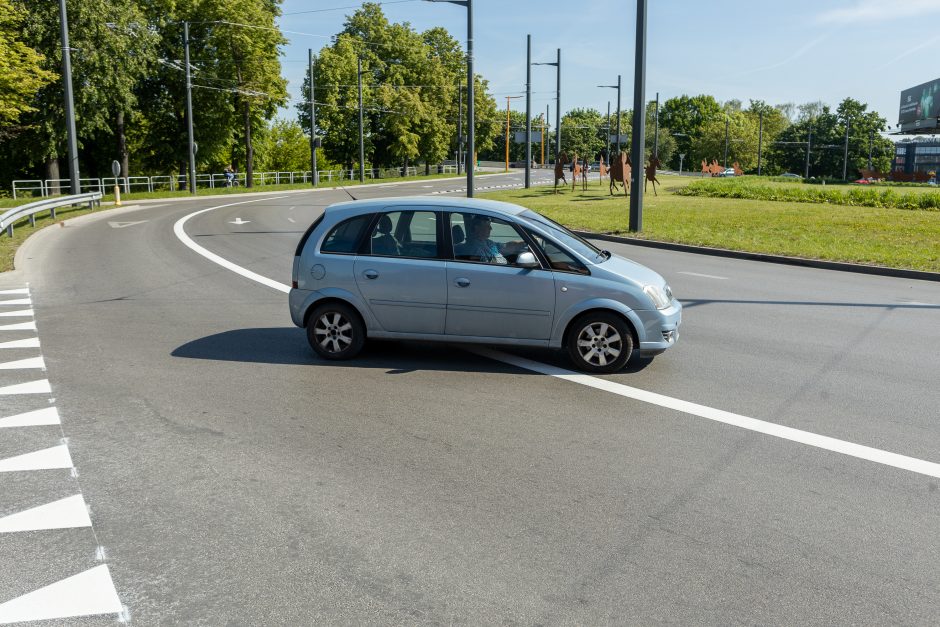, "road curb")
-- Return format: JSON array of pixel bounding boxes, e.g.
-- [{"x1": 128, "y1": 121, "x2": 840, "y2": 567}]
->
[{"x1": 574, "y1": 231, "x2": 940, "y2": 283}]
